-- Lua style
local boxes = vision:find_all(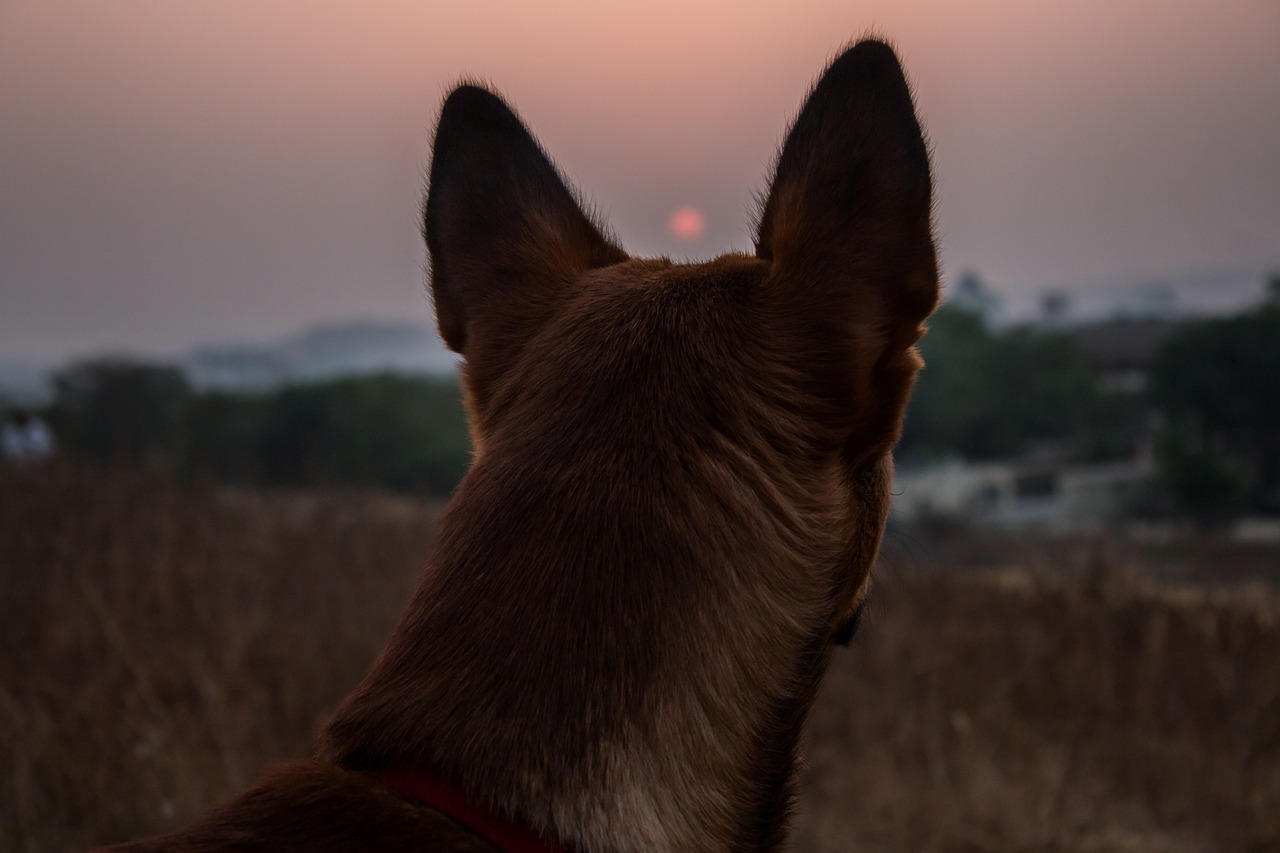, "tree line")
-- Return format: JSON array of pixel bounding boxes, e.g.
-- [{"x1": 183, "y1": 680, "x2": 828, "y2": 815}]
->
[
  {"x1": 43, "y1": 369, "x2": 470, "y2": 496},
  {"x1": 25, "y1": 289, "x2": 1279, "y2": 516}
]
